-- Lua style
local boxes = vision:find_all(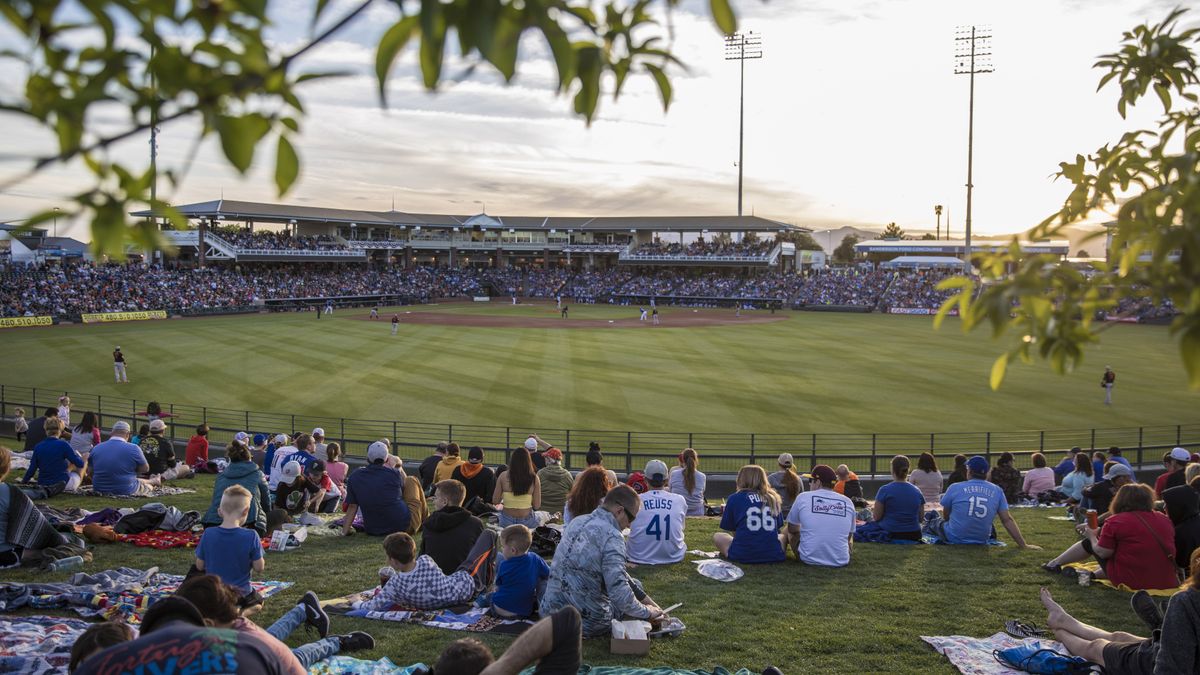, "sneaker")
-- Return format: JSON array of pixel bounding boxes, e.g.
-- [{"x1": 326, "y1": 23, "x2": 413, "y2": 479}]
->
[
  {"x1": 762, "y1": 668, "x2": 784, "y2": 675},
  {"x1": 45, "y1": 482, "x2": 67, "y2": 498},
  {"x1": 299, "y1": 591, "x2": 329, "y2": 638},
  {"x1": 1130, "y1": 590, "x2": 1163, "y2": 631},
  {"x1": 337, "y1": 631, "x2": 375, "y2": 652}
]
